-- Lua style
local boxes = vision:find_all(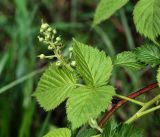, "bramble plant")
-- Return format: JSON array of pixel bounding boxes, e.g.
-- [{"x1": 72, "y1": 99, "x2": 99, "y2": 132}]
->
[{"x1": 33, "y1": 0, "x2": 160, "y2": 137}]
